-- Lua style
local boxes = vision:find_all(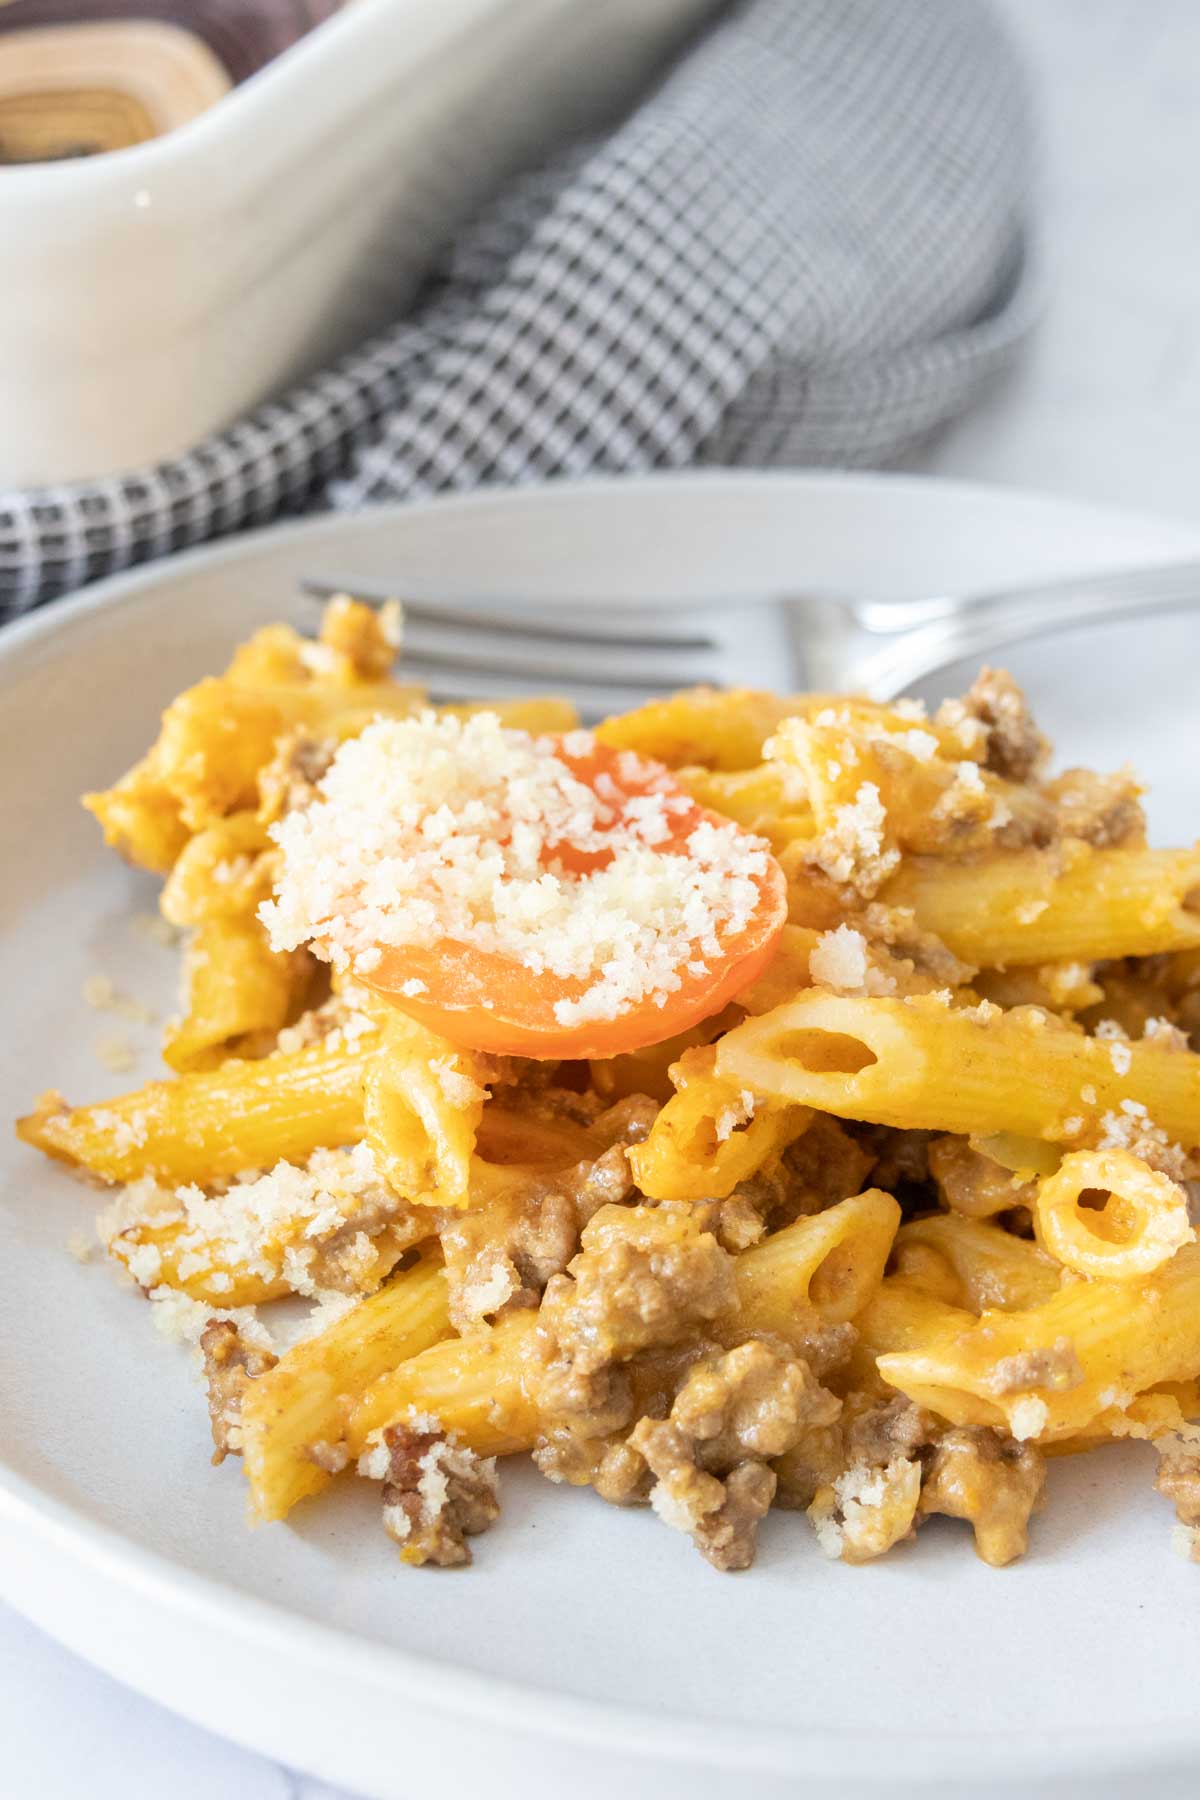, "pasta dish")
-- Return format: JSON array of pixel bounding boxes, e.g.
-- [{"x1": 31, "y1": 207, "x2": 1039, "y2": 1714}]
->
[{"x1": 17, "y1": 596, "x2": 1200, "y2": 1573}]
